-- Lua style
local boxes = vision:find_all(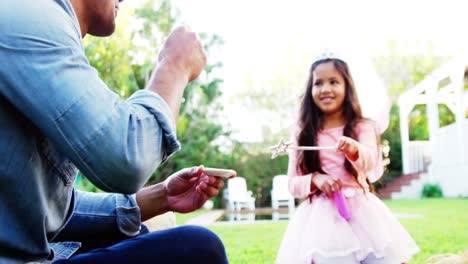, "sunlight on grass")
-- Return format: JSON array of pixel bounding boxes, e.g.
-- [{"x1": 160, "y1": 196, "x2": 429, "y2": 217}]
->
[
  {"x1": 177, "y1": 199, "x2": 467, "y2": 264},
  {"x1": 384, "y1": 199, "x2": 468, "y2": 263},
  {"x1": 210, "y1": 222, "x2": 288, "y2": 264},
  {"x1": 175, "y1": 210, "x2": 208, "y2": 226}
]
